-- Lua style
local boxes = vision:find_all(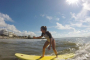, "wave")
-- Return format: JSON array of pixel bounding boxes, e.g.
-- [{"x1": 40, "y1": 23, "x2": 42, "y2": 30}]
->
[
  {"x1": 68, "y1": 42, "x2": 90, "y2": 60},
  {"x1": 0, "y1": 42, "x2": 9, "y2": 44},
  {"x1": 51, "y1": 39, "x2": 90, "y2": 60}
]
